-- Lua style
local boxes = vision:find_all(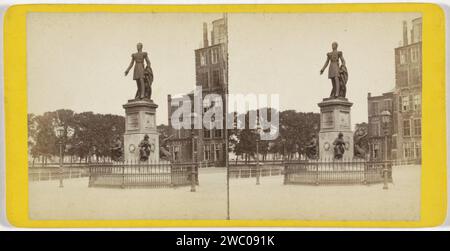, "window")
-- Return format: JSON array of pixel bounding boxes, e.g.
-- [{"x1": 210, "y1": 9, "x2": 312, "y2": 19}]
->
[
  {"x1": 210, "y1": 144, "x2": 217, "y2": 161},
  {"x1": 402, "y1": 96, "x2": 409, "y2": 111},
  {"x1": 201, "y1": 72, "x2": 209, "y2": 88},
  {"x1": 204, "y1": 145, "x2": 211, "y2": 160},
  {"x1": 411, "y1": 47, "x2": 419, "y2": 62},
  {"x1": 413, "y1": 94, "x2": 421, "y2": 110},
  {"x1": 200, "y1": 51, "x2": 207, "y2": 66},
  {"x1": 385, "y1": 99, "x2": 392, "y2": 111},
  {"x1": 370, "y1": 121, "x2": 380, "y2": 137},
  {"x1": 215, "y1": 144, "x2": 221, "y2": 161},
  {"x1": 403, "y1": 142, "x2": 411, "y2": 159},
  {"x1": 371, "y1": 102, "x2": 379, "y2": 115},
  {"x1": 193, "y1": 138, "x2": 197, "y2": 153},
  {"x1": 410, "y1": 68, "x2": 420, "y2": 86},
  {"x1": 211, "y1": 48, "x2": 219, "y2": 64},
  {"x1": 400, "y1": 50, "x2": 407, "y2": 64},
  {"x1": 214, "y1": 128, "x2": 222, "y2": 138},
  {"x1": 212, "y1": 70, "x2": 220, "y2": 87},
  {"x1": 414, "y1": 142, "x2": 421, "y2": 159},
  {"x1": 414, "y1": 119, "x2": 421, "y2": 136},
  {"x1": 173, "y1": 146, "x2": 180, "y2": 161},
  {"x1": 397, "y1": 70, "x2": 408, "y2": 87},
  {"x1": 403, "y1": 142, "x2": 420, "y2": 159},
  {"x1": 203, "y1": 129, "x2": 211, "y2": 139},
  {"x1": 372, "y1": 143, "x2": 380, "y2": 159},
  {"x1": 403, "y1": 120, "x2": 411, "y2": 136}
]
